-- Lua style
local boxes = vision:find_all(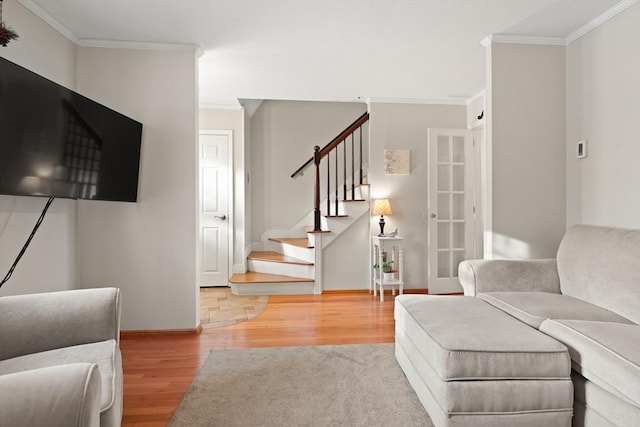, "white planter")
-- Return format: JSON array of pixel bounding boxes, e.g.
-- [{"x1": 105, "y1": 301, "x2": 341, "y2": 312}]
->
[{"x1": 383, "y1": 272, "x2": 397, "y2": 282}]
